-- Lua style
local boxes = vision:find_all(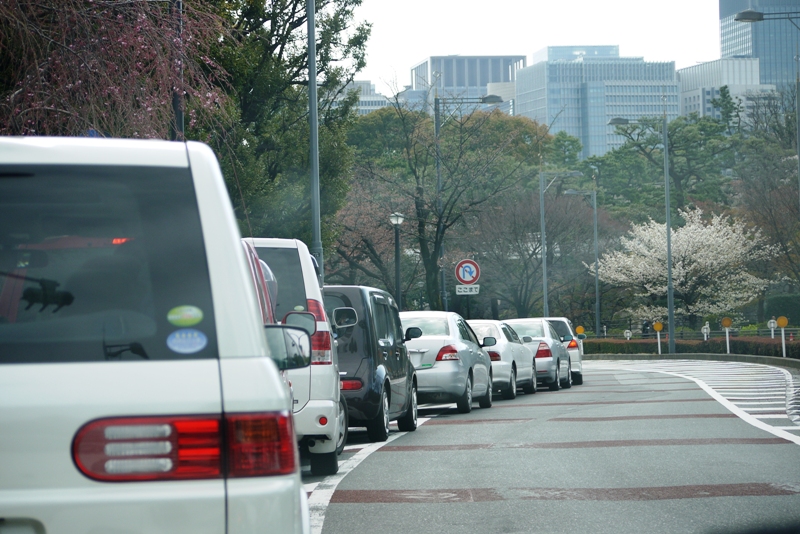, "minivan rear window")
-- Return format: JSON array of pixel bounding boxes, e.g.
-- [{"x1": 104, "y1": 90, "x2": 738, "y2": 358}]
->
[
  {"x1": 548, "y1": 320, "x2": 571, "y2": 338},
  {"x1": 254, "y1": 247, "x2": 307, "y2": 322},
  {"x1": 0, "y1": 165, "x2": 217, "y2": 363}
]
